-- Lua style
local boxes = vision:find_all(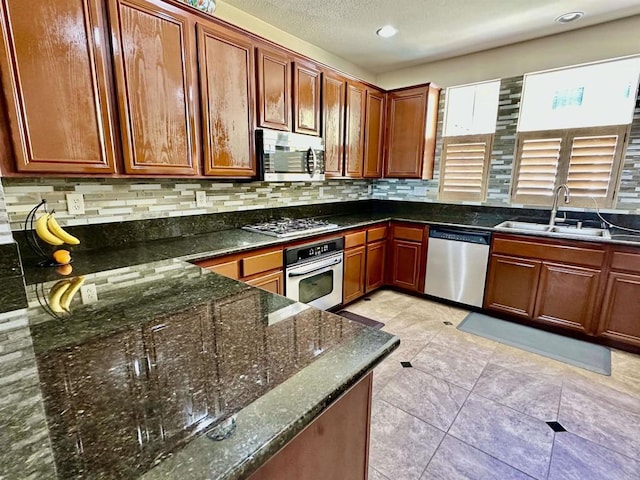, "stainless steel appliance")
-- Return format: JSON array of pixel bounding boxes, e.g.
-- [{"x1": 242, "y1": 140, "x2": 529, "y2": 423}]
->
[
  {"x1": 242, "y1": 218, "x2": 338, "y2": 238},
  {"x1": 256, "y1": 128, "x2": 325, "y2": 181},
  {"x1": 424, "y1": 227, "x2": 491, "y2": 307},
  {"x1": 285, "y1": 237, "x2": 344, "y2": 310}
]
